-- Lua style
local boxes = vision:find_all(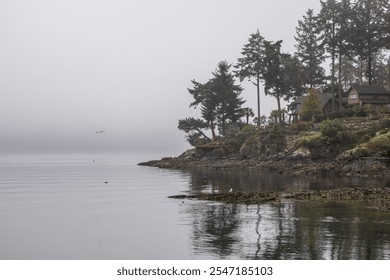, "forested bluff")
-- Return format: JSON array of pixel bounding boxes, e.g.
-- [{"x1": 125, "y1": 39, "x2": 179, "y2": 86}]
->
[
  {"x1": 139, "y1": 110, "x2": 390, "y2": 178},
  {"x1": 140, "y1": 0, "x2": 390, "y2": 178}
]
